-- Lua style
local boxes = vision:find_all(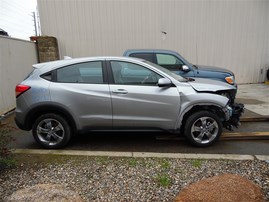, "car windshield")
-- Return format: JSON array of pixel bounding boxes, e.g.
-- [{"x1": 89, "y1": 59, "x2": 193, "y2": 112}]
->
[{"x1": 144, "y1": 60, "x2": 187, "y2": 82}]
